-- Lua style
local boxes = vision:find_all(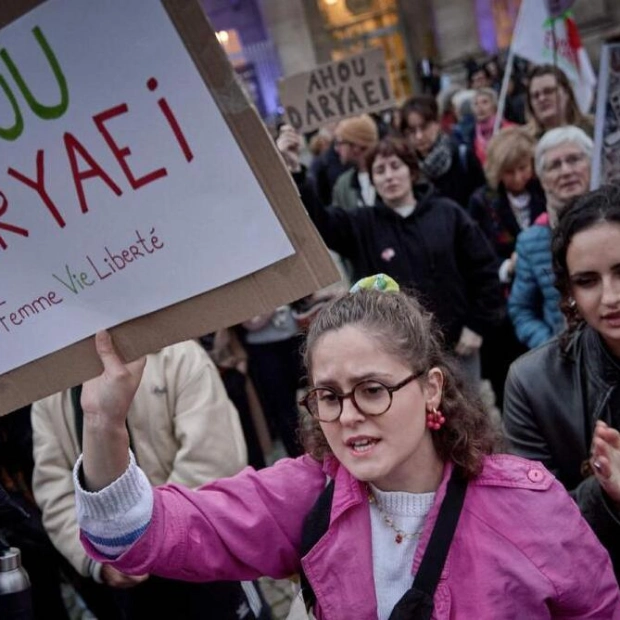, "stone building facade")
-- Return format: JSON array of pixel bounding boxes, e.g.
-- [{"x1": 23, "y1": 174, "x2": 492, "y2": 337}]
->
[
  {"x1": 259, "y1": 0, "x2": 620, "y2": 99},
  {"x1": 202, "y1": 0, "x2": 620, "y2": 119}
]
